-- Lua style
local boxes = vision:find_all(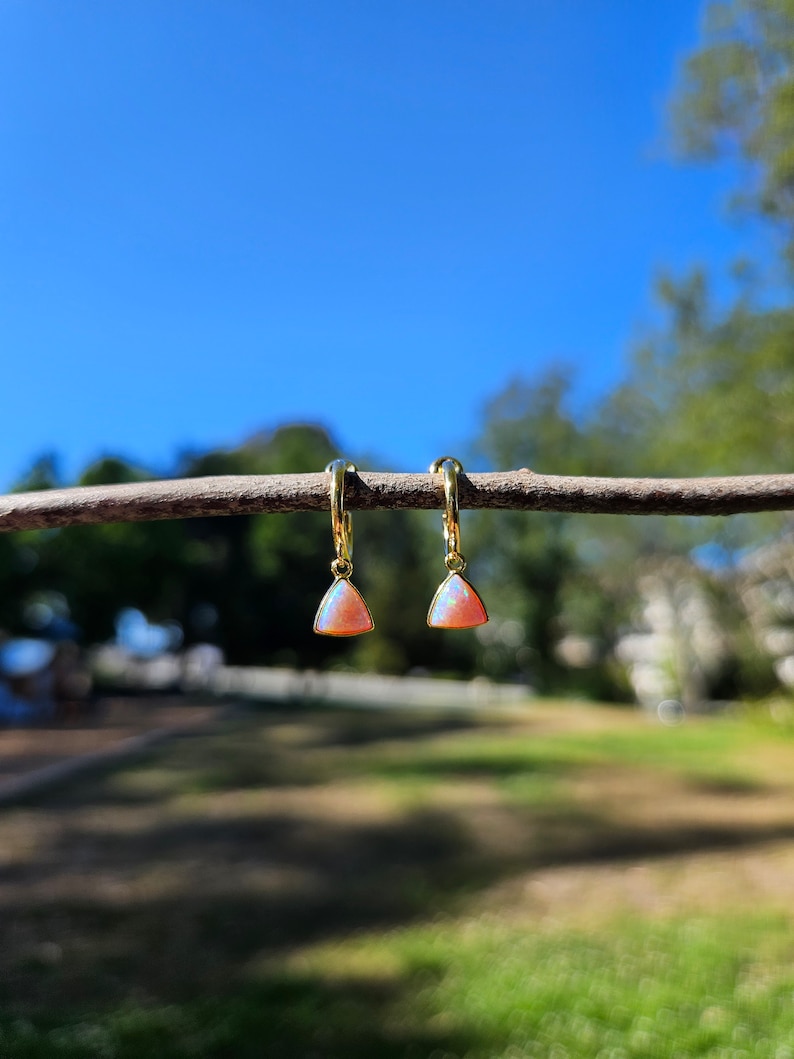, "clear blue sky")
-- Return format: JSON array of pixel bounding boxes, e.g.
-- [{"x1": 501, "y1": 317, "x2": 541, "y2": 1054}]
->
[{"x1": 1, "y1": 0, "x2": 747, "y2": 488}]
